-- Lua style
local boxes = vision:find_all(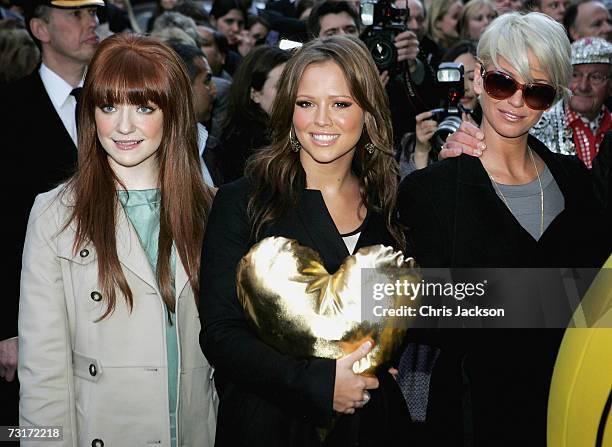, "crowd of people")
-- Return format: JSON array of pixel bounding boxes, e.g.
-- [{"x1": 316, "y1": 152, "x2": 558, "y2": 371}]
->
[{"x1": 0, "y1": 0, "x2": 611, "y2": 445}]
